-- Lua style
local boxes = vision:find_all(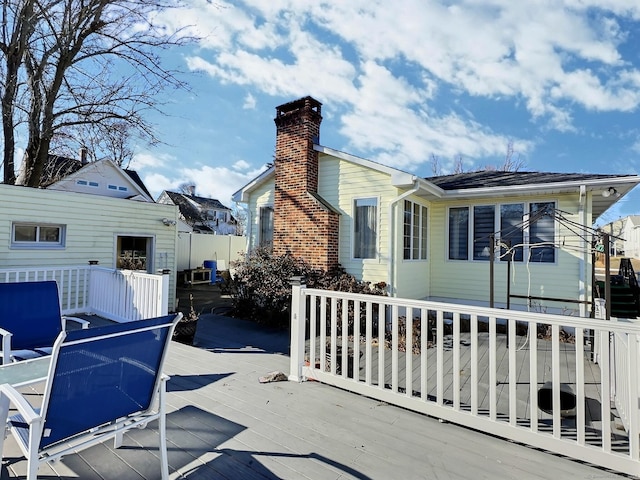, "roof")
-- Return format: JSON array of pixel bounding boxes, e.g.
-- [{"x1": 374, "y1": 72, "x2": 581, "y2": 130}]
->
[
  {"x1": 122, "y1": 168, "x2": 153, "y2": 199},
  {"x1": 427, "y1": 171, "x2": 633, "y2": 190},
  {"x1": 161, "y1": 191, "x2": 231, "y2": 225},
  {"x1": 40, "y1": 155, "x2": 84, "y2": 187}
]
